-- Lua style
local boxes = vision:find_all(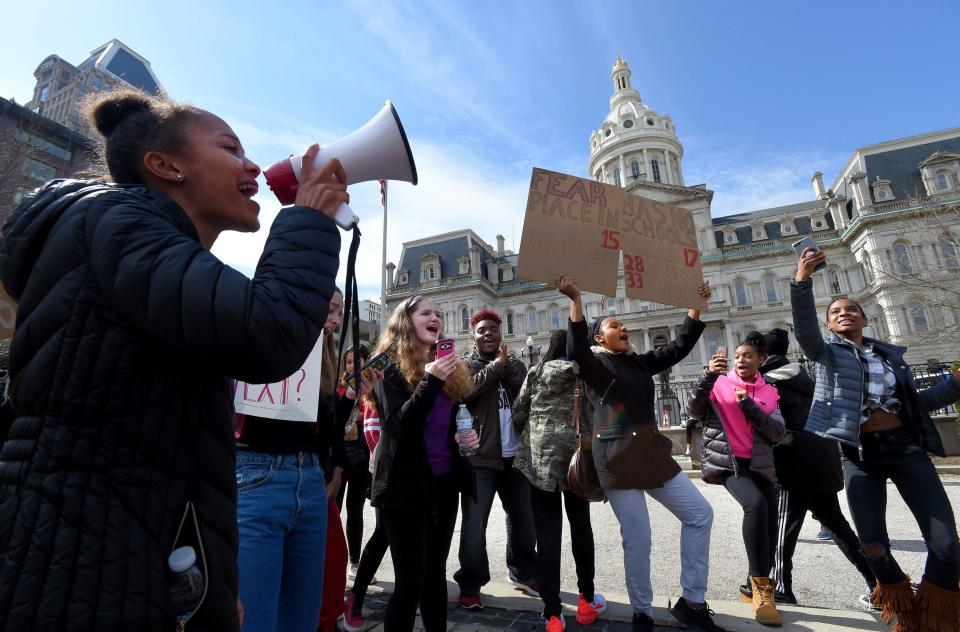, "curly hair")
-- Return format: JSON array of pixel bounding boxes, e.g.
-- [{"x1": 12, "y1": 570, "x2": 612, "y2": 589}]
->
[
  {"x1": 738, "y1": 330, "x2": 767, "y2": 356},
  {"x1": 376, "y1": 296, "x2": 472, "y2": 401},
  {"x1": 470, "y1": 309, "x2": 501, "y2": 329}
]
